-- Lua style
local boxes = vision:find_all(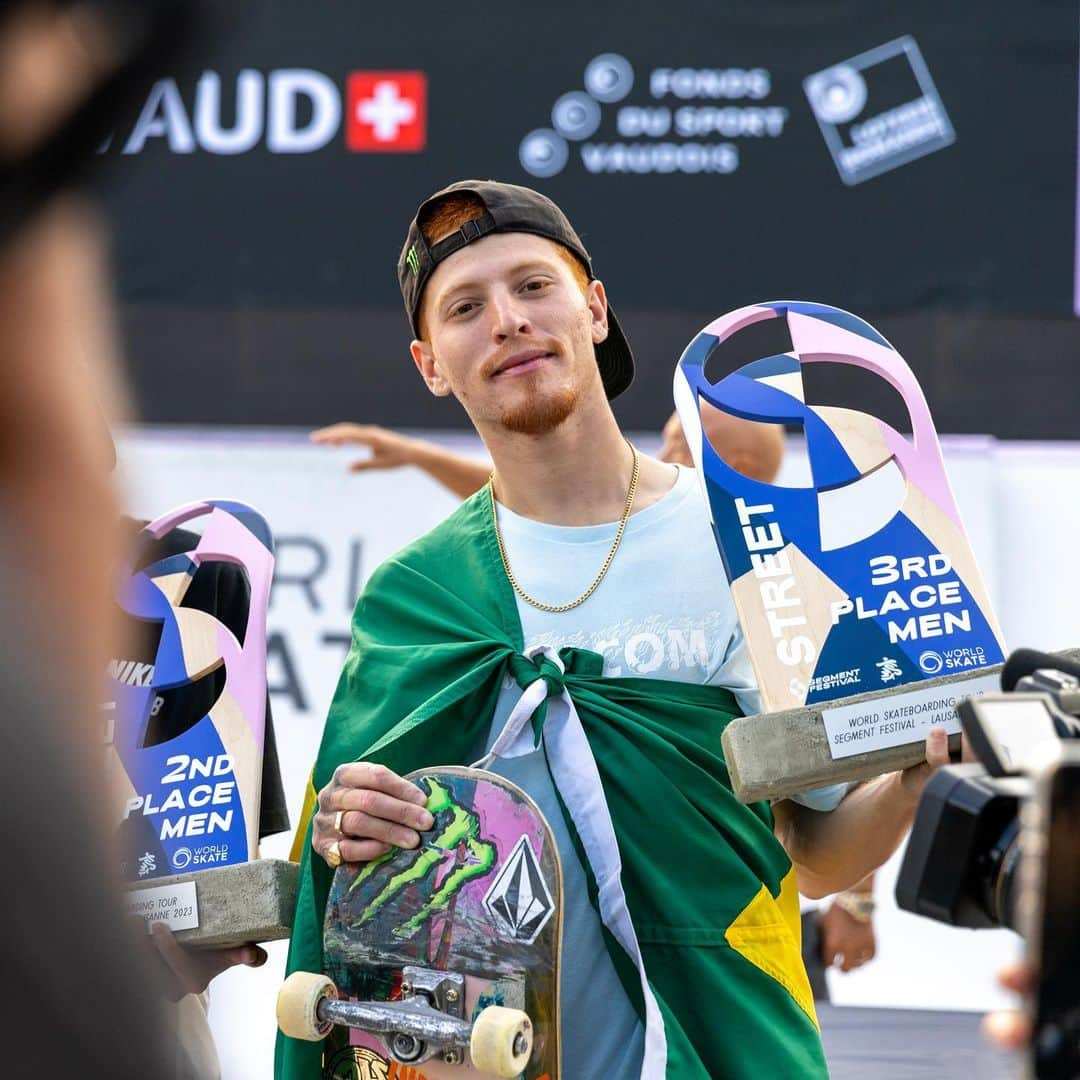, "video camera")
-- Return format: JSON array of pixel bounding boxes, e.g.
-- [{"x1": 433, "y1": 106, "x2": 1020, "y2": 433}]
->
[
  {"x1": 896, "y1": 648, "x2": 1080, "y2": 930},
  {"x1": 896, "y1": 648, "x2": 1080, "y2": 1078}
]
